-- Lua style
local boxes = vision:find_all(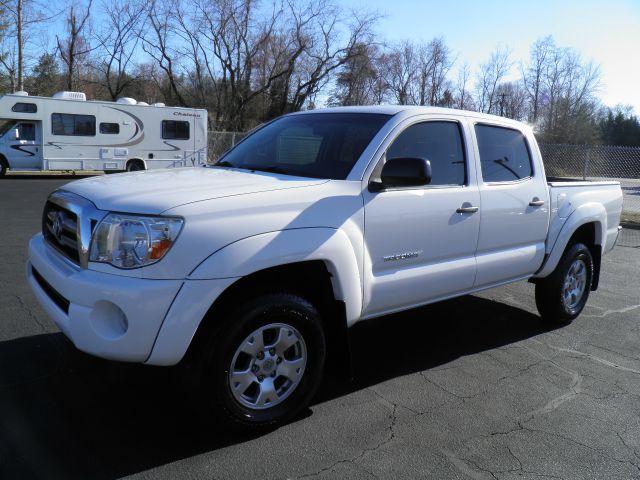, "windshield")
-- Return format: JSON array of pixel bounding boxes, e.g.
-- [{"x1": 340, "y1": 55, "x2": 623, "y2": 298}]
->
[
  {"x1": 0, "y1": 120, "x2": 16, "y2": 137},
  {"x1": 215, "y1": 113, "x2": 391, "y2": 180}
]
